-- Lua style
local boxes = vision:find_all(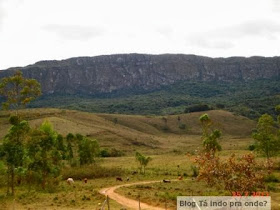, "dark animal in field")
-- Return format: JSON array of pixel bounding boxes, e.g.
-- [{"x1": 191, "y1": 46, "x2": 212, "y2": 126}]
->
[
  {"x1": 84, "y1": 178, "x2": 88, "y2": 183},
  {"x1": 132, "y1": 171, "x2": 137, "y2": 175},
  {"x1": 126, "y1": 177, "x2": 130, "y2": 181},
  {"x1": 116, "y1": 177, "x2": 123, "y2": 181},
  {"x1": 163, "y1": 179, "x2": 171, "y2": 183},
  {"x1": 17, "y1": 179, "x2": 21, "y2": 185}
]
